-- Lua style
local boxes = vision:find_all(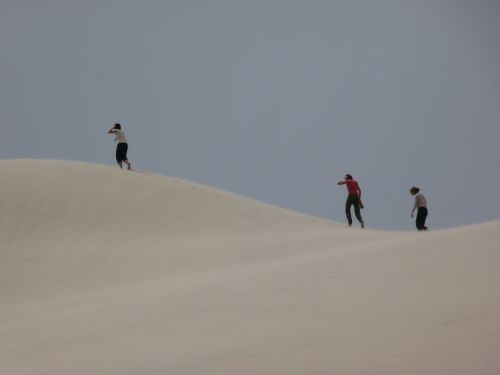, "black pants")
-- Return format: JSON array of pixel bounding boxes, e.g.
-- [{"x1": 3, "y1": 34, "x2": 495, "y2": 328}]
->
[
  {"x1": 116, "y1": 143, "x2": 128, "y2": 164},
  {"x1": 416, "y1": 207, "x2": 428, "y2": 231},
  {"x1": 345, "y1": 194, "x2": 363, "y2": 225}
]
